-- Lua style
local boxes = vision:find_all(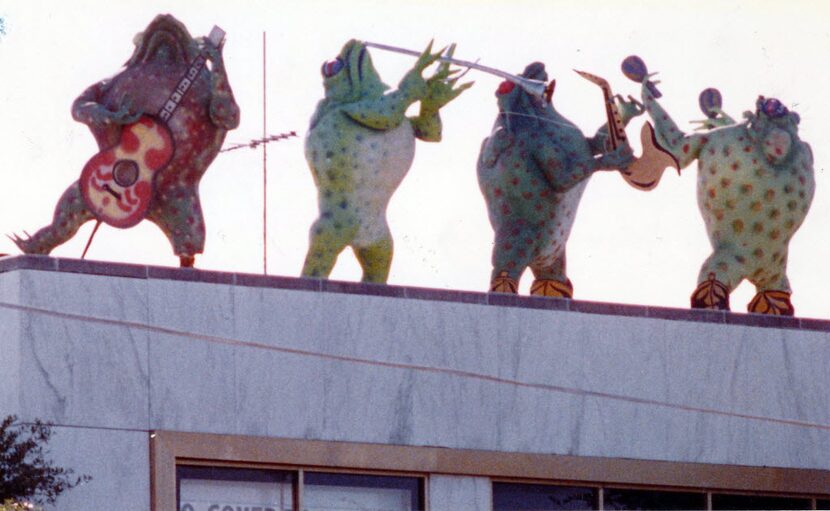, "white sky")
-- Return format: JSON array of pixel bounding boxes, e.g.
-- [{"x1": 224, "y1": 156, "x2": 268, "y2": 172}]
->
[{"x1": 1, "y1": 0, "x2": 828, "y2": 318}]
